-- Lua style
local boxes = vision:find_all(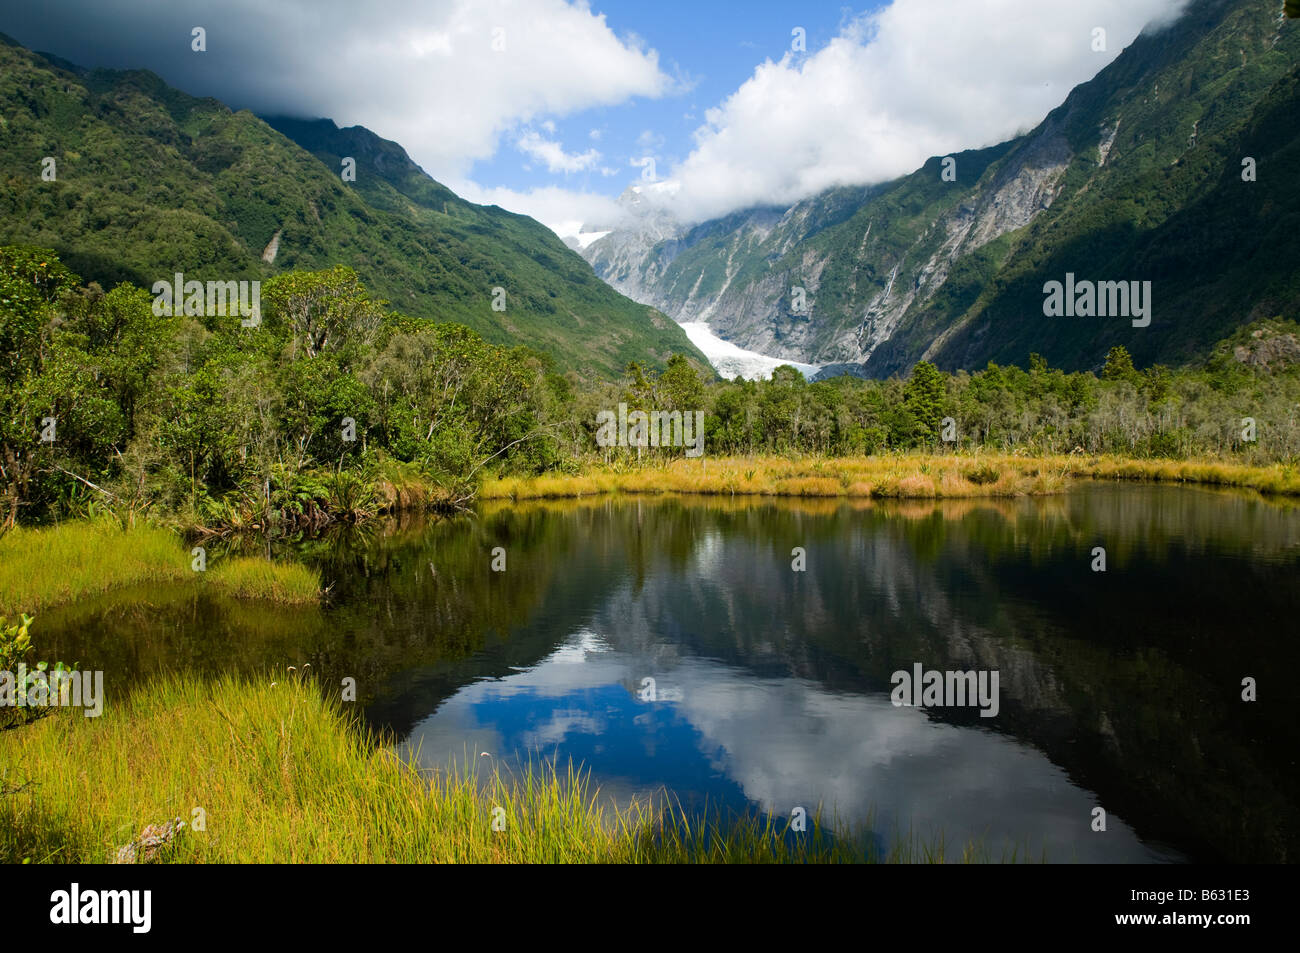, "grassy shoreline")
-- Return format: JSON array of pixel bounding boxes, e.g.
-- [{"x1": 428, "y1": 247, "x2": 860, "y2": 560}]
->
[
  {"x1": 0, "y1": 674, "x2": 981, "y2": 864},
  {"x1": 4, "y1": 454, "x2": 1292, "y2": 615},
  {"x1": 0, "y1": 521, "x2": 320, "y2": 616},
  {"x1": 482, "y1": 453, "x2": 1300, "y2": 501}
]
